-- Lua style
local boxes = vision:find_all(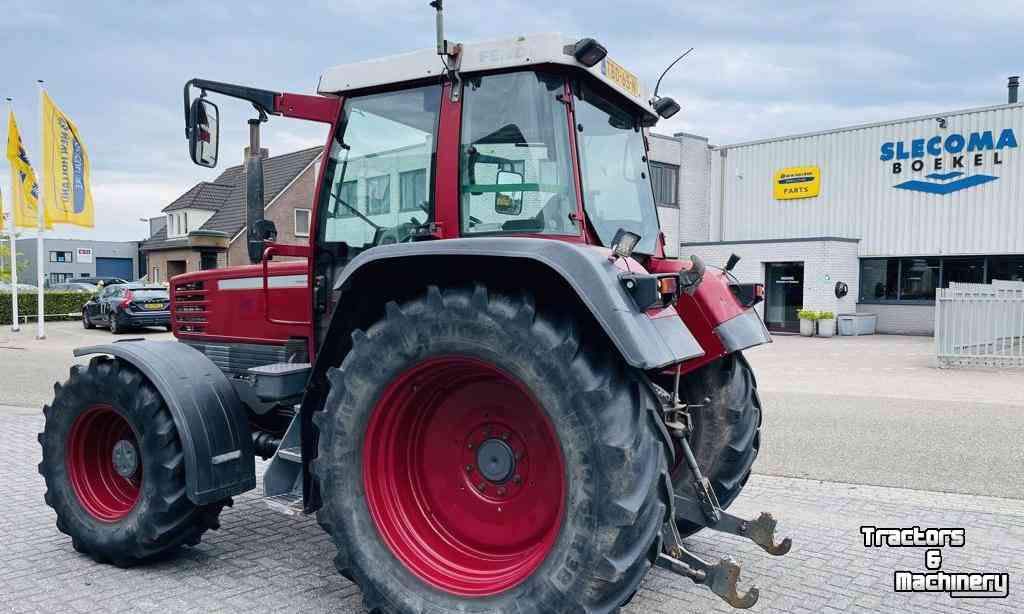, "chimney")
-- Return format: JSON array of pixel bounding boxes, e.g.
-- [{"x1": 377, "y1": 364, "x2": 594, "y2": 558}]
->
[
  {"x1": 243, "y1": 146, "x2": 270, "y2": 165},
  {"x1": 1009, "y1": 76, "x2": 1020, "y2": 104}
]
